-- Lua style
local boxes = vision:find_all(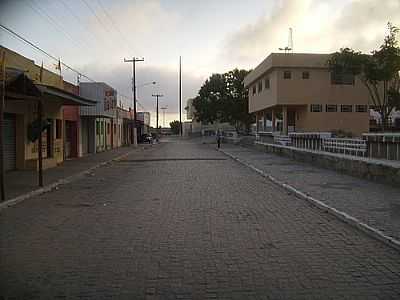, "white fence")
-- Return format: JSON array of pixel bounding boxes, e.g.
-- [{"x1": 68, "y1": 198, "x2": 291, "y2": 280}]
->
[{"x1": 322, "y1": 138, "x2": 367, "y2": 157}]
